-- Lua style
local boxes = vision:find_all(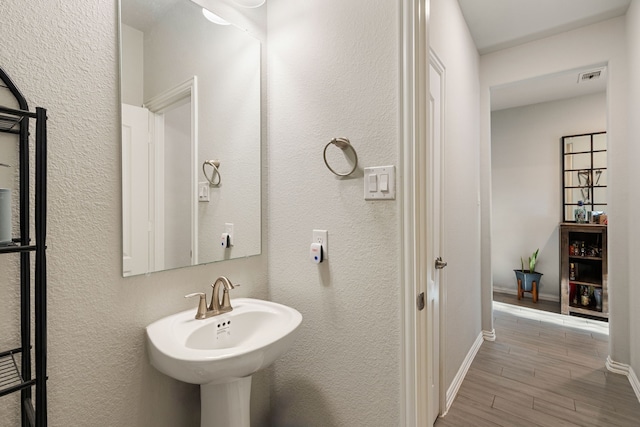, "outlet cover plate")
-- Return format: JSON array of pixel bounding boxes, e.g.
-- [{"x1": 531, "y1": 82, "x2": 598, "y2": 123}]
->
[{"x1": 312, "y1": 229, "x2": 328, "y2": 259}]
